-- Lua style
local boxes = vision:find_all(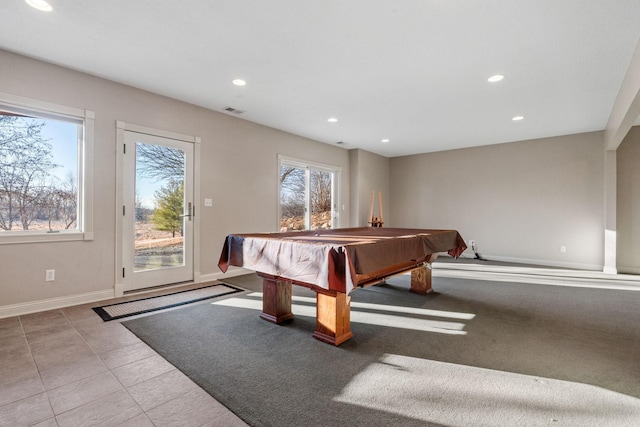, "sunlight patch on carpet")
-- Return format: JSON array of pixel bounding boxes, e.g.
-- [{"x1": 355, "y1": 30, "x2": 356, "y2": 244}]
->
[
  {"x1": 334, "y1": 354, "x2": 640, "y2": 426},
  {"x1": 213, "y1": 292, "x2": 470, "y2": 334}
]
